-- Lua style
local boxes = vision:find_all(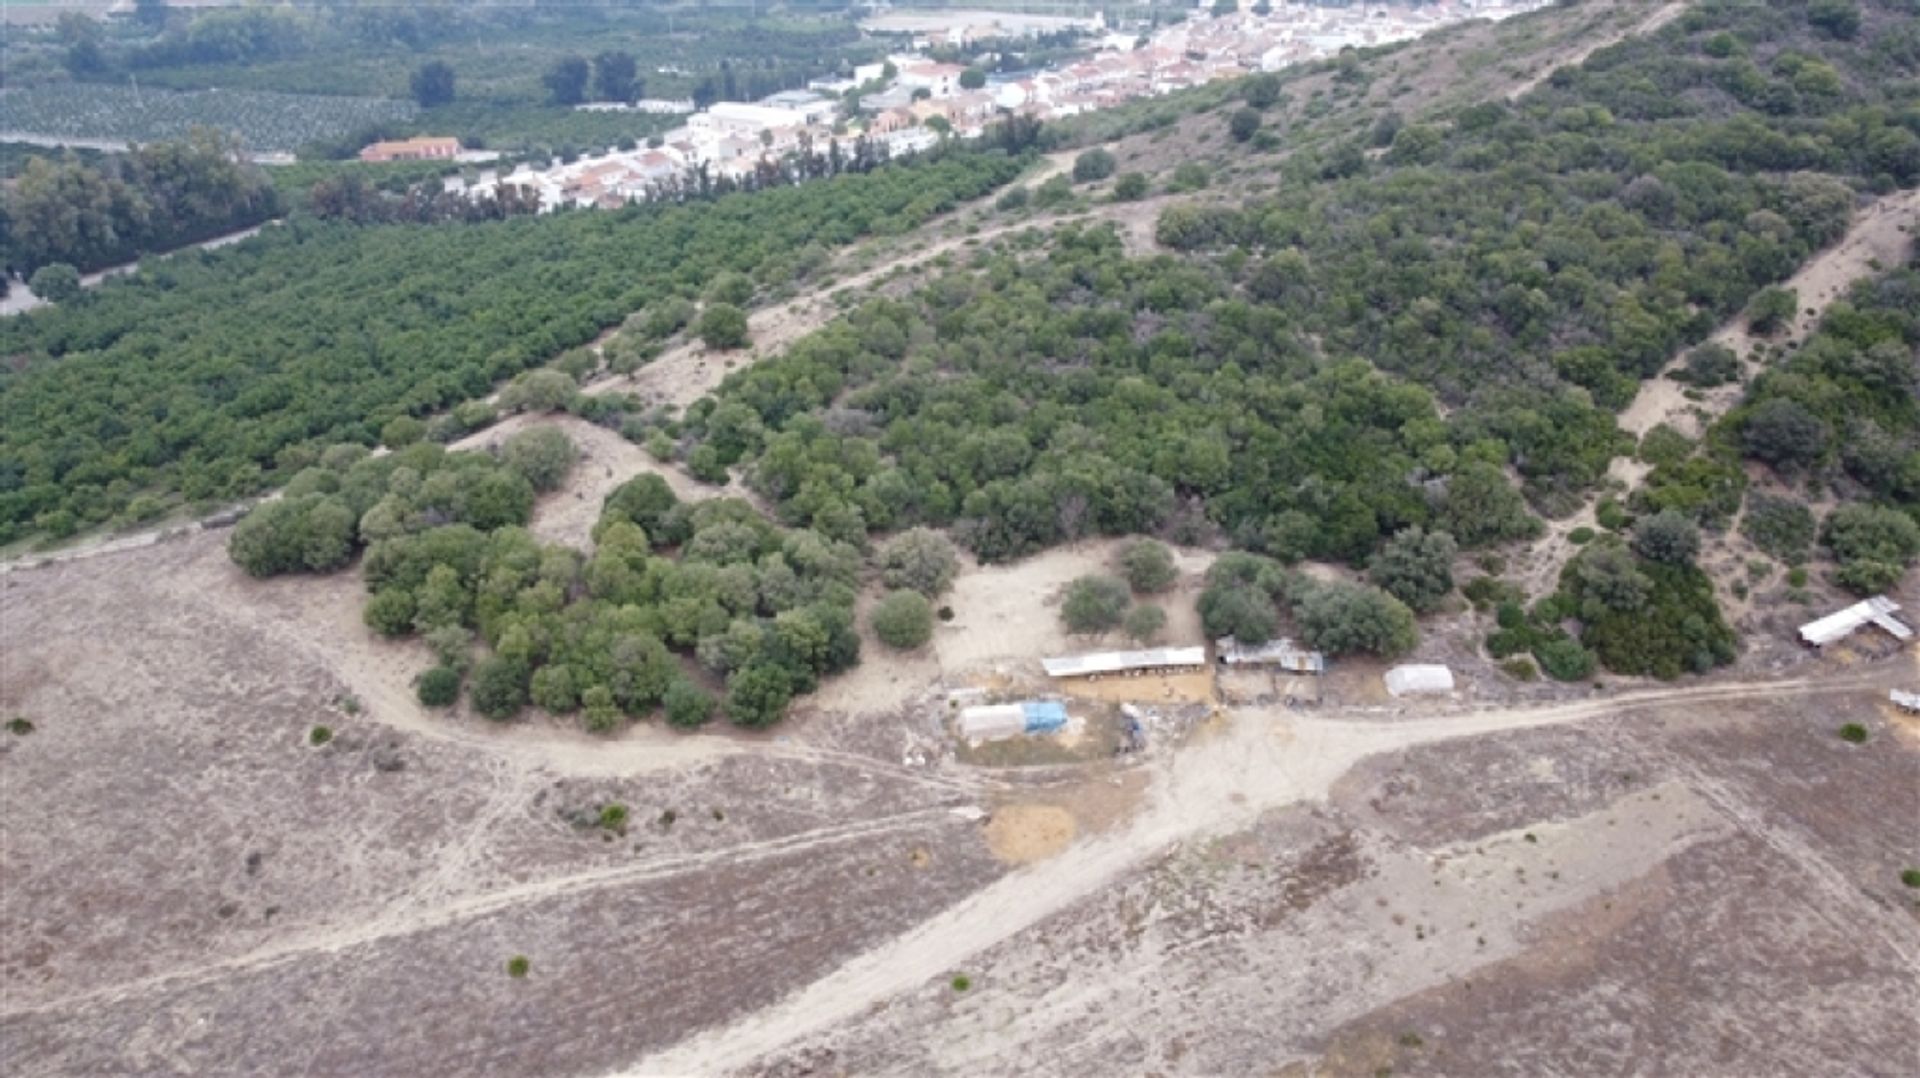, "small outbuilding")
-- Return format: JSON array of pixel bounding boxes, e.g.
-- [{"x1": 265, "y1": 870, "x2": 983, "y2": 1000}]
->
[
  {"x1": 1041, "y1": 647, "x2": 1207, "y2": 679},
  {"x1": 1798, "y1": 596, "x2": 1913, "y2": 647},
  {"x1": 1215, "y1": 636, "x2": 1326, "y2": 674},
  {"x1": 1891, "y1": 689, "x2": 1920, "y2": 714},
  {"x1": 1385, "y1": 664, "x2": 1455, "y2": 697},
  {"x1": 957, "y1": 700, "x2": 1070, "y2": 742}
]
